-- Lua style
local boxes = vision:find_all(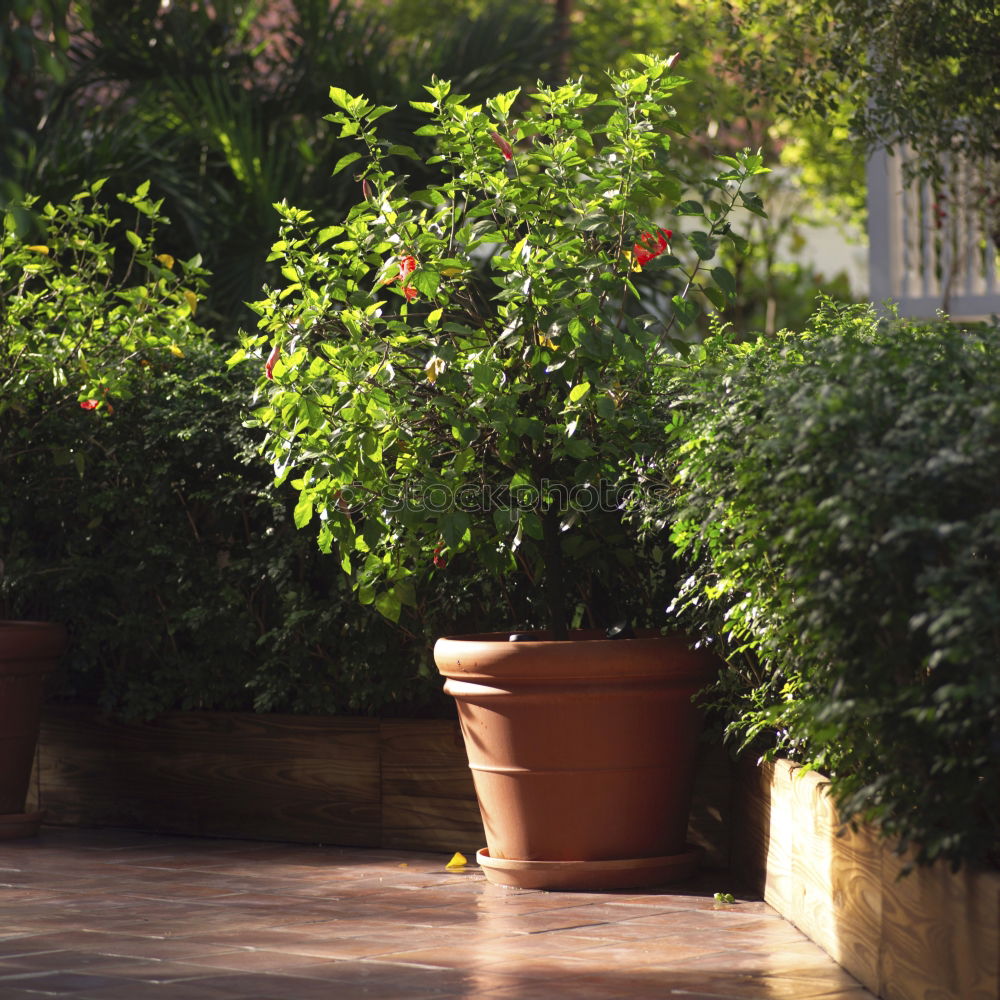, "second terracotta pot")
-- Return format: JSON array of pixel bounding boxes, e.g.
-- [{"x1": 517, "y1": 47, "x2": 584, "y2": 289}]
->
[
  {"x1": 0, "y1": 620, "x2": 67, "y2": 839},
  {"x1": 433, "y1": 630, "x2": 718, "y2": 890}
]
